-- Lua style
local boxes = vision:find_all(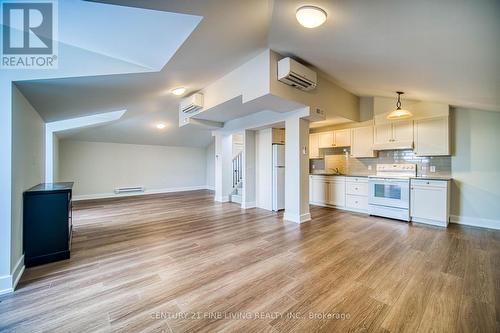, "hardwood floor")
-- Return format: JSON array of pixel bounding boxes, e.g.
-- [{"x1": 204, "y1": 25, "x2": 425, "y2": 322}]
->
[{"x1": 1, "y1": 190, "x2": 499, "y2": 332}]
